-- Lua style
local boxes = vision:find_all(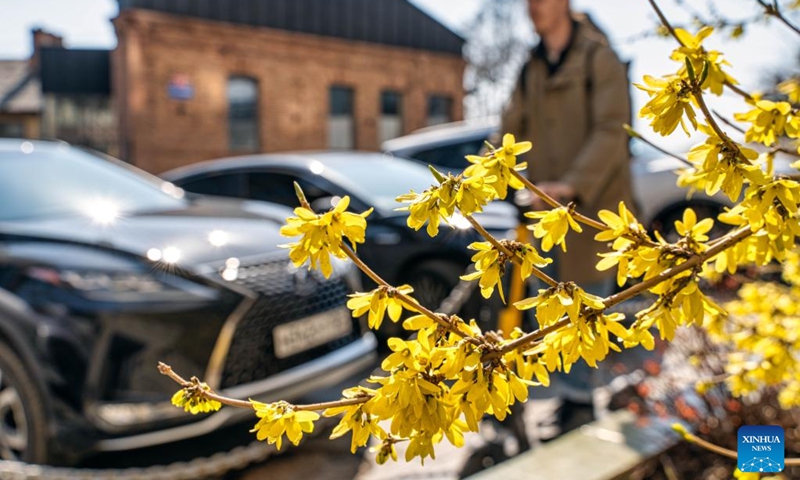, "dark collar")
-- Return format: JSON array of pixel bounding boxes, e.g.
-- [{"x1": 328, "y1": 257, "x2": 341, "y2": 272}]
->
[{"x1": 533, "y1": 19, "x2": 580, "y2": 76}]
